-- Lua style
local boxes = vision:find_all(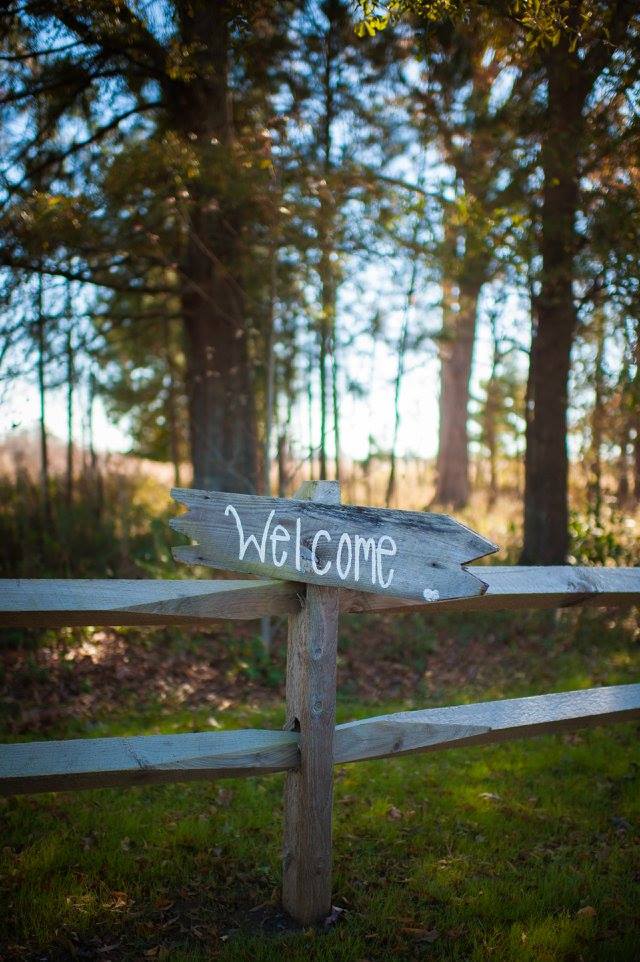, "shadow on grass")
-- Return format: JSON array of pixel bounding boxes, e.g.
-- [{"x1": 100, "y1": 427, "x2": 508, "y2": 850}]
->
[
  {"x1": 1, "y1": 606, "x2": 639, "y2": 961},
  {"x1": 1, "y1": 717, "x2": 639, "y2": 962}
]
